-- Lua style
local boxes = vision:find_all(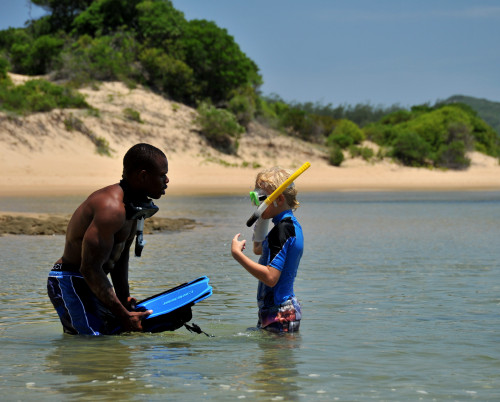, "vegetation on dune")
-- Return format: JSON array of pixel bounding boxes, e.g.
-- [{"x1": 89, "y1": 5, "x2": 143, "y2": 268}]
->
[
  {"x1": 365, "y1": 103, "x2": 499, "y2": 169},
  {"x1": 0, "y1": 0, "x2": 260, "y2": 107},
  {"x1": 0, "y1": 0, "x2": 498, "y2": 167},
  {"x1": 195, "y1": 101, "x2": 244, "y2": 155},
  {"x1": 0, "y1": 57, "x2": 88, "y2": 113},
  {"x1": 439, "y1": 95, "x2": 500, "y2": 137},
  {"x1": 259, "y1": 92, "x2": 499, "y2": 169}
]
